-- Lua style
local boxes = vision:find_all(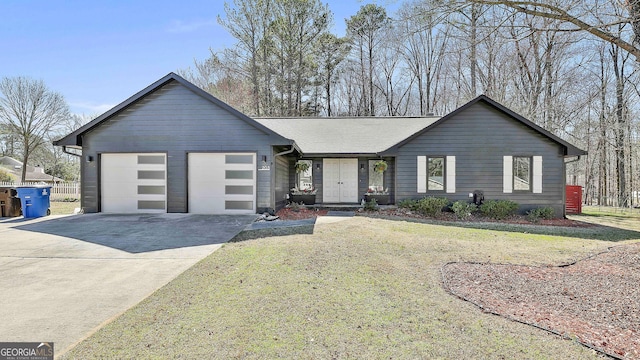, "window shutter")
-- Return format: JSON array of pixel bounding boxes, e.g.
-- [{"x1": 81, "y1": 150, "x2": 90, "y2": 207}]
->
[
  {"x1": 446, "y1": 156, "x2": 456, "y2": 193},
  {"x1": 503, "y1": 156, "x2": 513, "y2": 193},
  {"x1": 533, "y1": 156, "x2": 542, "y2": 193},
  {"x1": 417, "y1": 156, "x2": 426, "y2": 193}
]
